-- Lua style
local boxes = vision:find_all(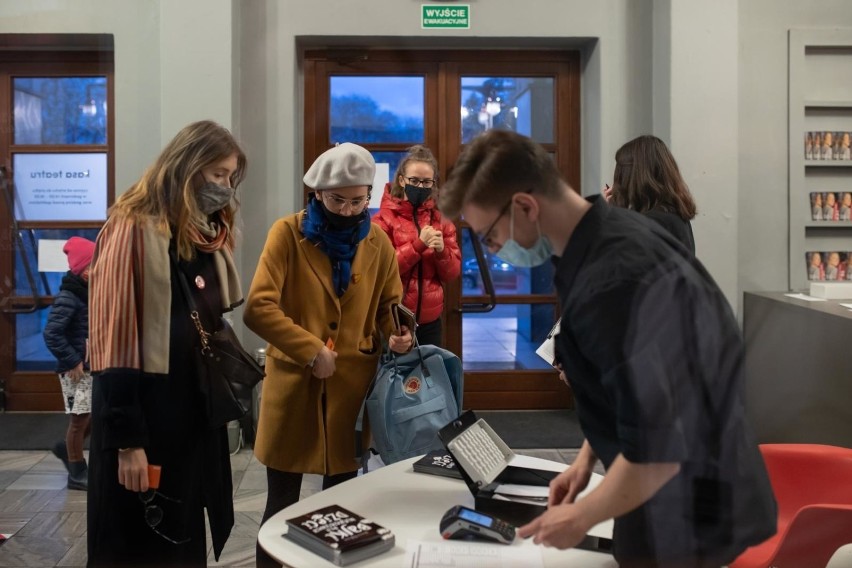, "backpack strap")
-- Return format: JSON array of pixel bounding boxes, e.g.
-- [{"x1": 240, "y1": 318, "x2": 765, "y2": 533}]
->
[{"x1": 355, "y1": 350, "x2": 392, "y2": 459}]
